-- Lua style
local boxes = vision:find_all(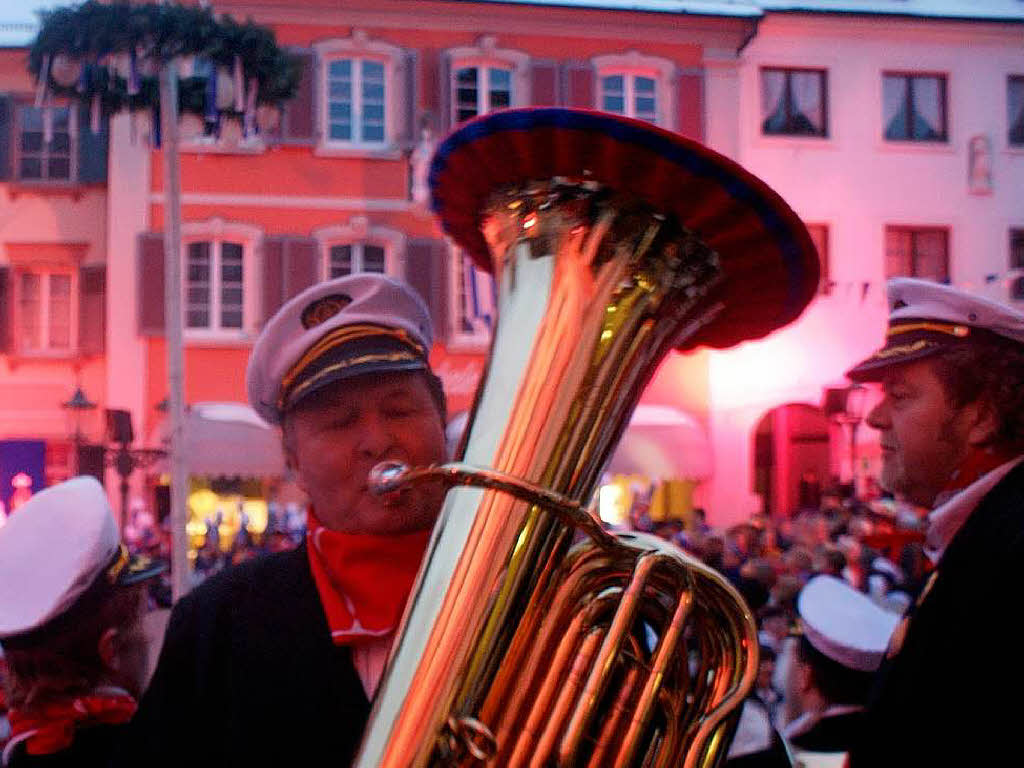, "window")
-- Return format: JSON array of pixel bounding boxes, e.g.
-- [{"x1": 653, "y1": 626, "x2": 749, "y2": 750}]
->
[
  {"x1": 805, "y1": 224, "x2": 831, "y2": 295},
  {"x1": 1009, "y1": 76, "x2": 1024, "y2": 147},
  {"x1": 326, "y1": 58, "x2": 386, "y2": 144},
  {"x1": 883, "y1": 73, "x2": 947, "y2": 142},
  {"x1": 592, "y1": 53, "x2": 674, "y2": 128},
  {"x1": 314, "y1": 34, "x2": 407, "y2": 154},
  {"x1": 449, "y1": 251, "x2": 497, "y2": 349},
  {"x1": 328, "y1": 243, "x2": 387, "y2": 278},
  {"x1": 1010, "y1": 229, "x2": 1024, "y2": 301},
  {"x1": 17, "y1": 269, "x2": 75, "y2": 353},
  {"x1": 761, "y1": 68, "x2": 827, "y2": 137},
  {"x1": 185, "y1": 240, "x2": 245, "y2": 331},
  {"x1": 454, "y1": 66, "x2": 512, "y2": 124},
  {"x1": 885, "y1": 227, "x2": 949, "y2": 282},
  {"x1": 601, "y1": 74, "x2": 658, "y2": 123},
  {"x1": 314, "y1": 219, "x2": 403, "y2": 282},
  {"x1": 447, "y1": 38, "x2": 528, "y2": 126},
  {"x1": 17, "y1": 105, "x2": 74, "y2": 181}
]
